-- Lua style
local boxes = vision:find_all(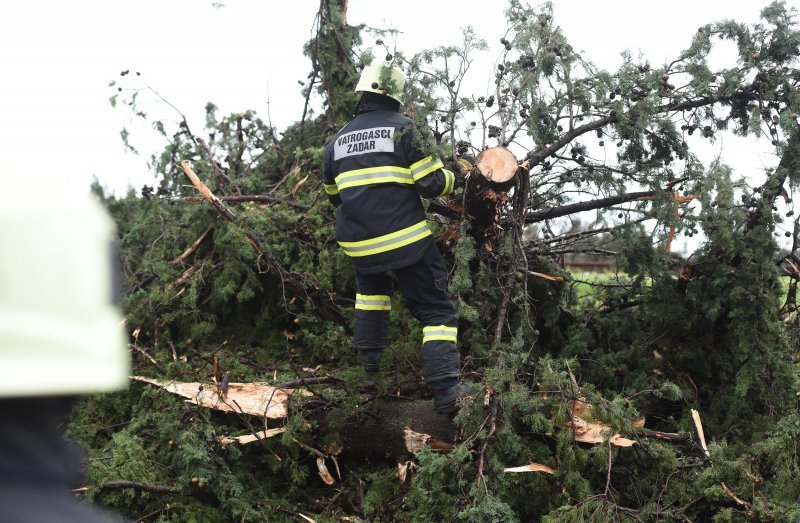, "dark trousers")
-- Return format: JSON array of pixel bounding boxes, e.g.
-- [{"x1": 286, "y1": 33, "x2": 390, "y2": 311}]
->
[{"x1": 353, "y1": 244, "x2": 459, "y2": 388}]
